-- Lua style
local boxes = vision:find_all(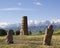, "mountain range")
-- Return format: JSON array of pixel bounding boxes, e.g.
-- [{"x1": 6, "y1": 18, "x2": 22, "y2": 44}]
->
[{"x1": 0, "y1": 20, "x2": 60, "y2": 34}]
